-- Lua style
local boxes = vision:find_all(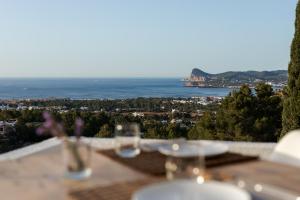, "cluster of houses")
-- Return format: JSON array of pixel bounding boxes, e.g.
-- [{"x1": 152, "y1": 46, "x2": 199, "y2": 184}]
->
[
  {"x1": 172, "y1": 96, "x2": 224, "y2": 106},
  {"x1": 0, "y1": 104, "x2": 90, "y2": 113},
  {"x1": 0, "y1": 104, "x2": 67, "y2": 111}
]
